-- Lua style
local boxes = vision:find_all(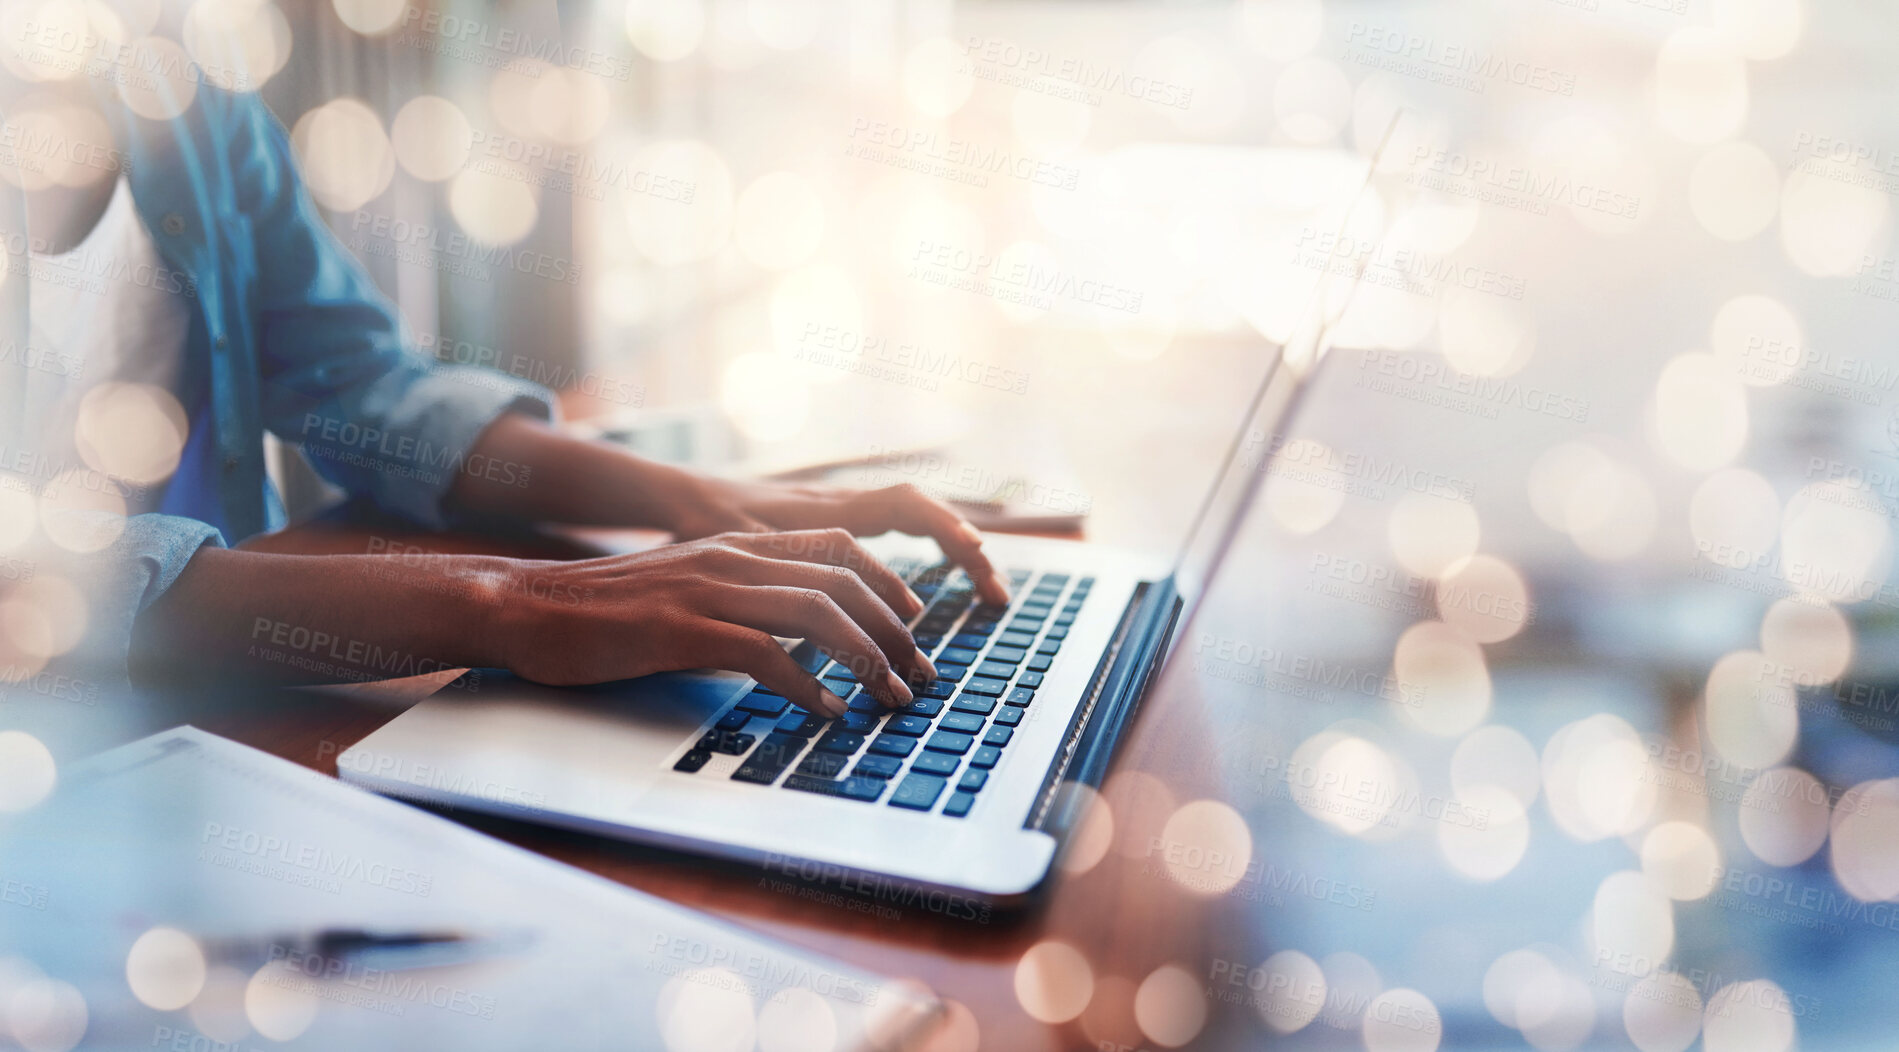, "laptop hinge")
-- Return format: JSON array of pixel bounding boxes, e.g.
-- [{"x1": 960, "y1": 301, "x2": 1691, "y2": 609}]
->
[{"x1": 1024, "y1": 576, "x2": 1180, "y2": 837}]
